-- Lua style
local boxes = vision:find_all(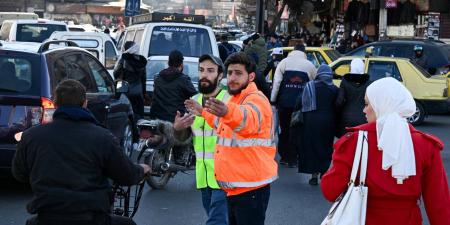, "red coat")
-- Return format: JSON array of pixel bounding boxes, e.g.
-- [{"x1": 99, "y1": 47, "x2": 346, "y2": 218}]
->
[{"x1": 321, "y1": 122, "x2": 450, "y2": 225}]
